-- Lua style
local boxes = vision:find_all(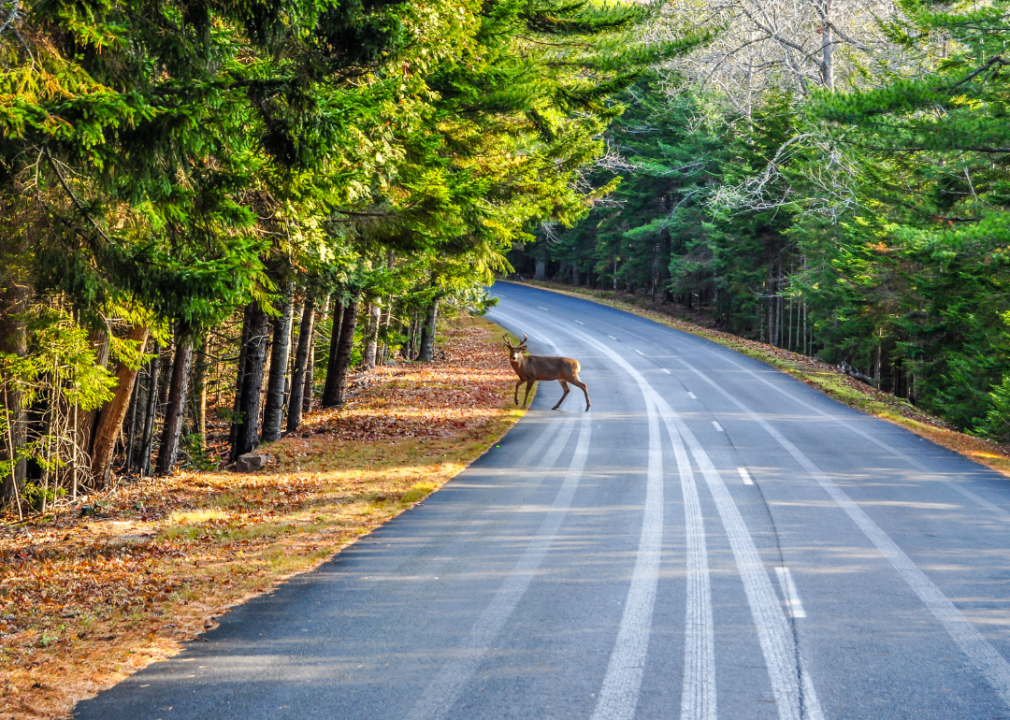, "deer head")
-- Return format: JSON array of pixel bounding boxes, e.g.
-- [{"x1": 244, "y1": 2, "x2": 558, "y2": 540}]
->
[{"x1": 503, "y1": 333, "x2": 528, "y2": 364}]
